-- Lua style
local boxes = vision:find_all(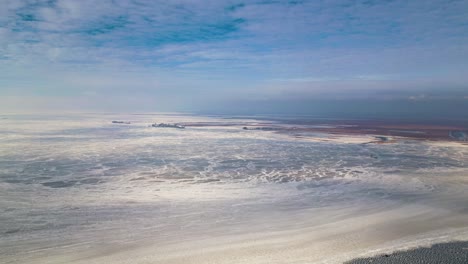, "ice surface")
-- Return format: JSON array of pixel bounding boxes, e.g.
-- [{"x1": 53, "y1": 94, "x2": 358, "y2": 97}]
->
[{"x1": 1, "y1": 114, "x2": 467, "y2": 263}]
